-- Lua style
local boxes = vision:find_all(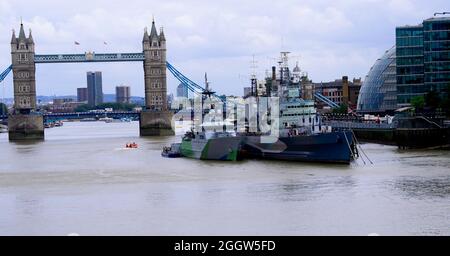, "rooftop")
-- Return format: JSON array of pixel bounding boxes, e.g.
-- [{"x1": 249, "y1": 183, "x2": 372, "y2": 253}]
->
[{"x1": 424, "y1": 16, "x2": 450, "y2": 22}]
